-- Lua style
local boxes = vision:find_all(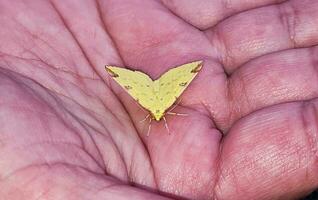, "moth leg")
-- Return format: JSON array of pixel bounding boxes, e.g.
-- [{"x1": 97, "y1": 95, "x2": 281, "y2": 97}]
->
[
  {"x1": 163, "y1": 116, "x2": 170, "y2": 134},
  {"x1": 167, "y1": 112, "x2": 188, "y2": 116},
  {"x1": 167, "y1": 98, "x2": 188, "y2": 116},
  {"x1": 168, "y1": 98, "x2": 182, "y2": 112},
  {"x1": 147, "y1": 117, "x2": 152, "y2": 136},
  {"x1": 139, "y1": 114, "x2": 150, "y2": 123}
]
